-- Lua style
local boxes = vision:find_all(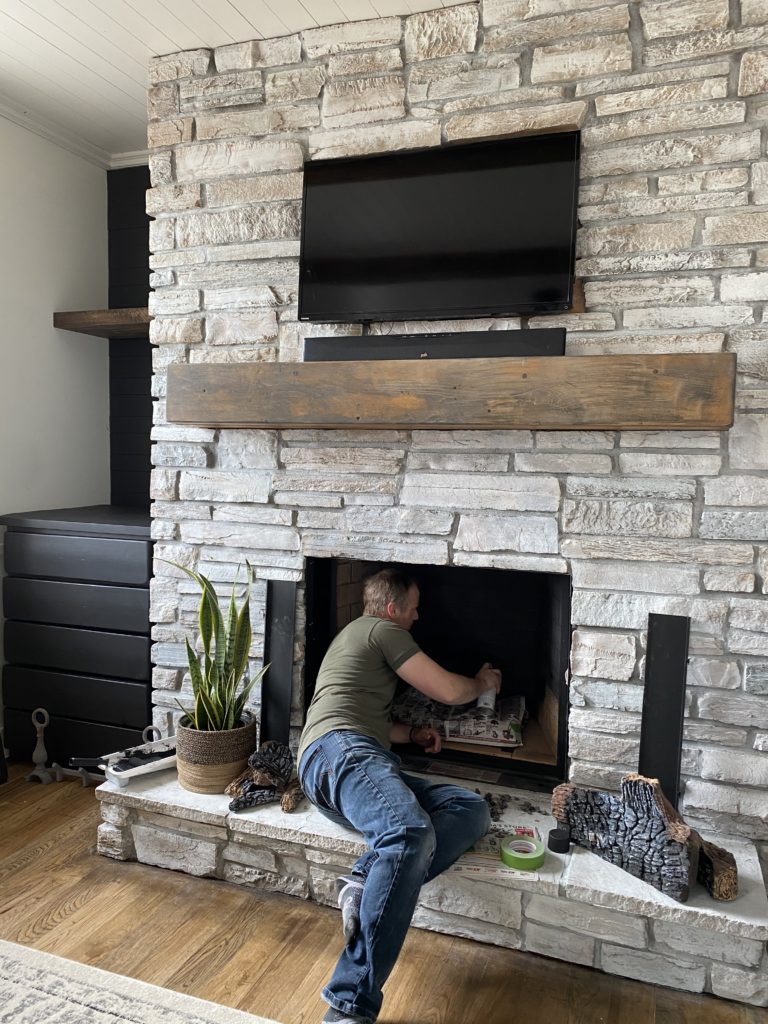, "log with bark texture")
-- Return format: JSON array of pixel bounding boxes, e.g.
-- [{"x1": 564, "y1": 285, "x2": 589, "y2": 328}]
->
[
  {"x1": 552, "y1": 774, "x2": 699, "y2": 902},
  {"x1": 552, "y1": 773, "x2": 738, "y2": 902}
]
